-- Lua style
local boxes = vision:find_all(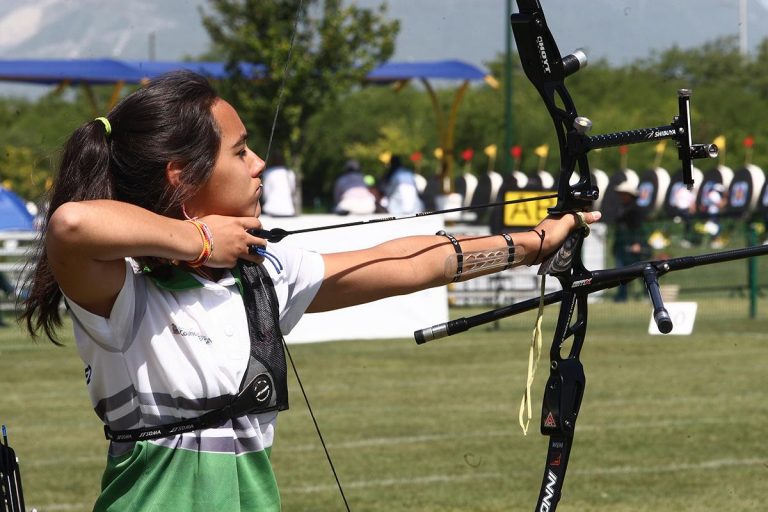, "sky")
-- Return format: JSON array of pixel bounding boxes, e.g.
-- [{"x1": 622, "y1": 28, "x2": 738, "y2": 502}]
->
[
  {"x1": 356, "y1": 0, "x2": 768, "y2": 67},
  {"x1": 0, "y1": 0, "x2": 768, "y2": 98}
]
